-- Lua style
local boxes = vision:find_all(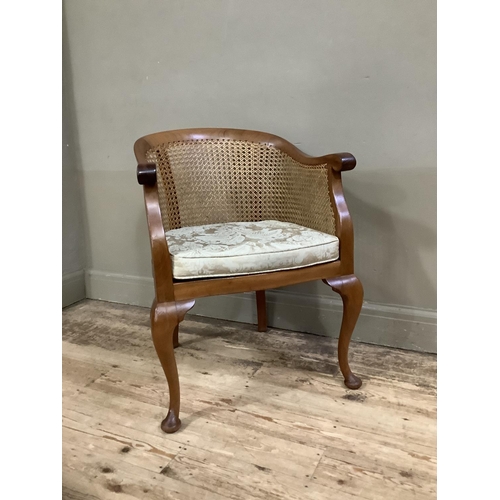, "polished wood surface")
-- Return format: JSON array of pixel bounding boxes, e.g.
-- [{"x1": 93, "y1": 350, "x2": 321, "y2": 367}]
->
[
  {"x1": 173, "y1": 261, "x2": 342, "y2": 301},
  {"x1": 142, "y1": 183, "x2": 174, "y2": 303},
  {"x1": 135, "y1": 128, "x2": 365, "y2": 433},
  {"x1": 151, "y1": 299, "x2": 195, "y2": 433},
  {"x1": 323, "y1": 275, "x2": 364, "y2": 389},
  {"x1": 63, "y1": 300, "x2": 437, "y2": 500},
  {"x1": 172, "y1": 325, "x2": 179, "y2": 349}
]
